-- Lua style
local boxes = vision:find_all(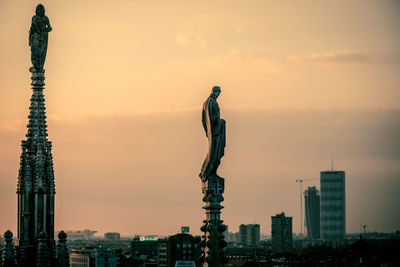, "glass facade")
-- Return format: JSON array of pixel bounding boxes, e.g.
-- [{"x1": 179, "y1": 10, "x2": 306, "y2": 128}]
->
[
  {"x1": 304, "y1": 186, "x2": 320, "y2": 239},
  {"x1": 320, "y1": 171, "x2": 346, "y2": 241}
]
